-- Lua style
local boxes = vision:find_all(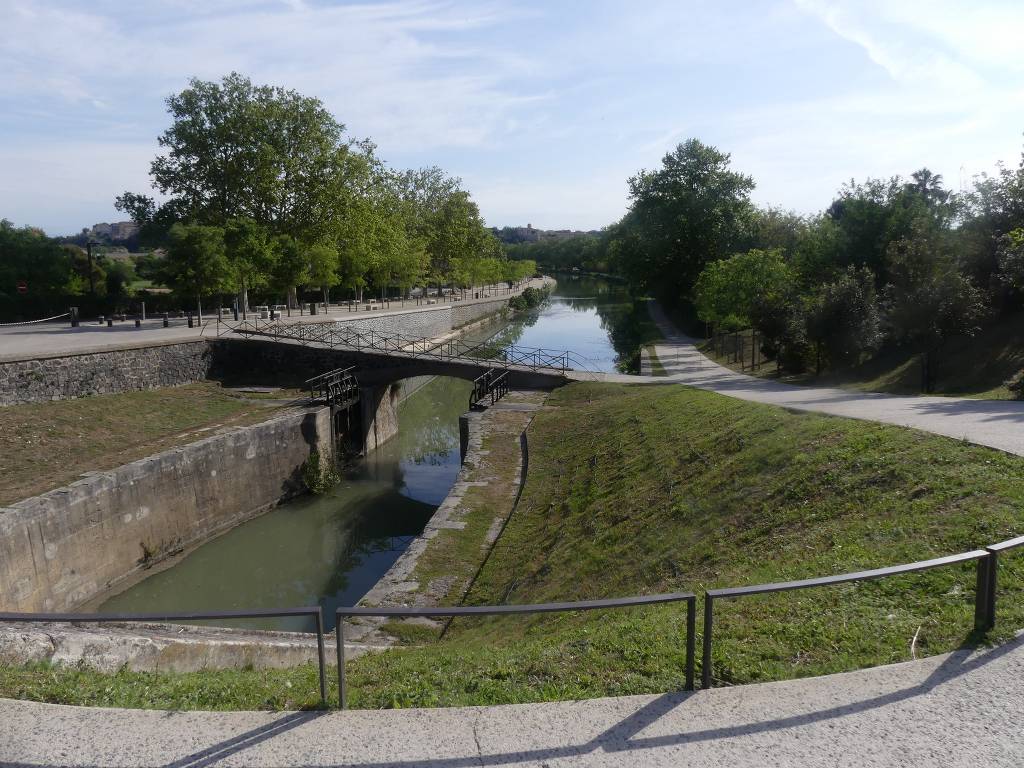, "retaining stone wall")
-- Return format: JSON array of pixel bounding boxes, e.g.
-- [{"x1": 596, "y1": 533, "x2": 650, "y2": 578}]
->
[
  {"x1": 332, "y1": 306, "x2": 453, "y2": 338},
  {"x1": 0, "y1": 407, "x2": 331, "y2": 613},
  {"x1": 0, "y1": 341, "x2": 212, "y2": 406},
  {"x1": 452, "y1": 297, "x2": 509, "y2": 328}
]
